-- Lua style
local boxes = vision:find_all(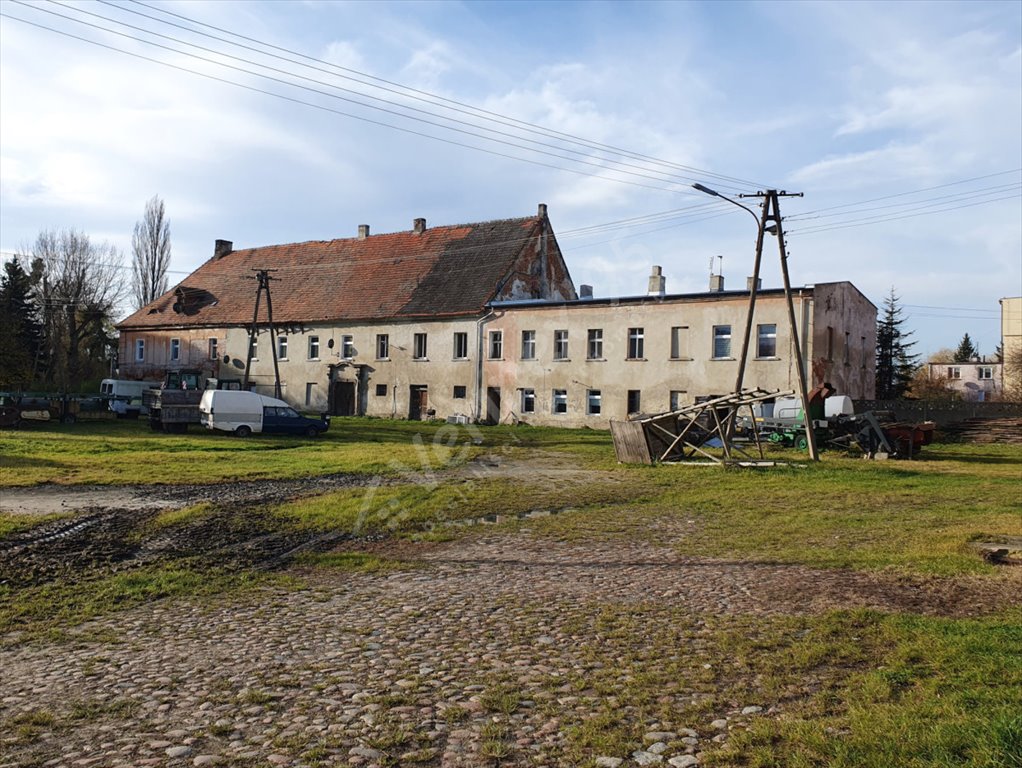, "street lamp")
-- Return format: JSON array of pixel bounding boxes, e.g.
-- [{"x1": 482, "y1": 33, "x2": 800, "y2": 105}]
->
[{"x1": 691, "y1": 183, "x2": 766, "y2": 395}]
